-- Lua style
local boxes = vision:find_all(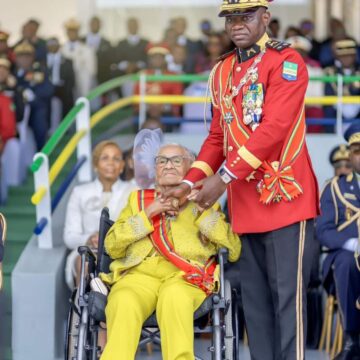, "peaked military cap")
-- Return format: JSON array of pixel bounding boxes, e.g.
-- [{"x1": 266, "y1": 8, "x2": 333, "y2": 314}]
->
[
  {"x1": 146, "y1": 43, "x2": 170, "y2": 56},
  {"x1": 334, "y1": 38, "x2": 357, "y2": 56},
  {"x1": 329, "y1": 144, "x2": 349, "y2": 165},
  {"x1": 64, "y1": 18, "x2": 81, "y2": 30},
  {"x1": 344, "y1": 123, "x2": 360, "y2": 145},
  {"x1": 14, "y1": 41, "x2": 35, "y2": 55},
  {"x1": 219, "y1": 0, "x2": 273, "y2": 17}
]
